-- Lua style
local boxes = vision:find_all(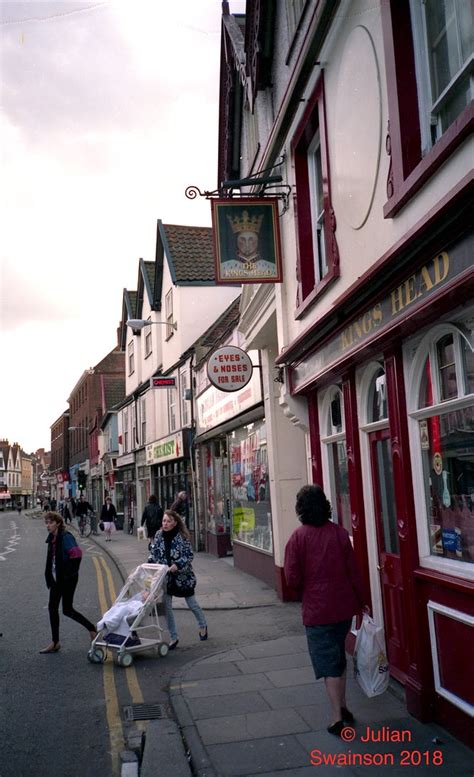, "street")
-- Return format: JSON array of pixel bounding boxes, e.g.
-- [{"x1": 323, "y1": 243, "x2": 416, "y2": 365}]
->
[{"x1": 0, "y1": 510, "x2": 303, "y2": 777}]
